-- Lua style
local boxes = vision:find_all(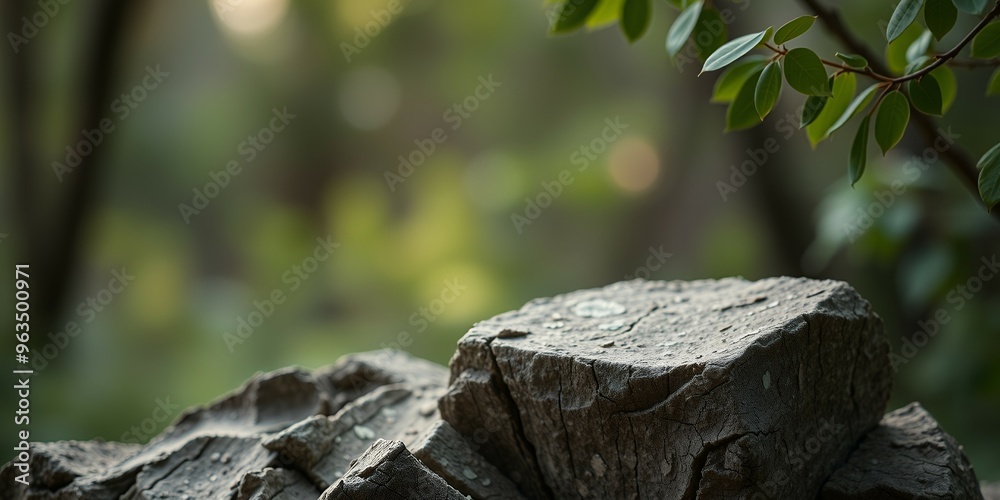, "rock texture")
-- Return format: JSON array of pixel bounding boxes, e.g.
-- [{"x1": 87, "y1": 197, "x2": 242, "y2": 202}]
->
[
  {"x1": 441, "y1": 278, "x2": 893, "y2": 498},
  {"x1": 821, "y1": 402, "x2": 983, "y2": 500},
  {"x1": 319, "y1": 439, "x2": 464, "y2": 500},
  {"x1": 1, "y1": 278, "x2": 987, "y2": 499}
]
